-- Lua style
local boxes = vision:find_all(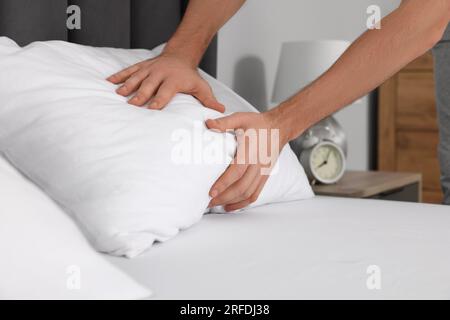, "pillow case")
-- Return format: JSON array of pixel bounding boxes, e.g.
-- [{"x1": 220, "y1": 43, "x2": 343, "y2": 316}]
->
[
  {"x1": 0, "y1": 156, "x2": 151, "y2": 299},
  {"x1": 0, "y1": 37, "x2": 313, "y2": 258},
  {"x1": 153, "y1": 44, "x2": 314, "y2": 213}
]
